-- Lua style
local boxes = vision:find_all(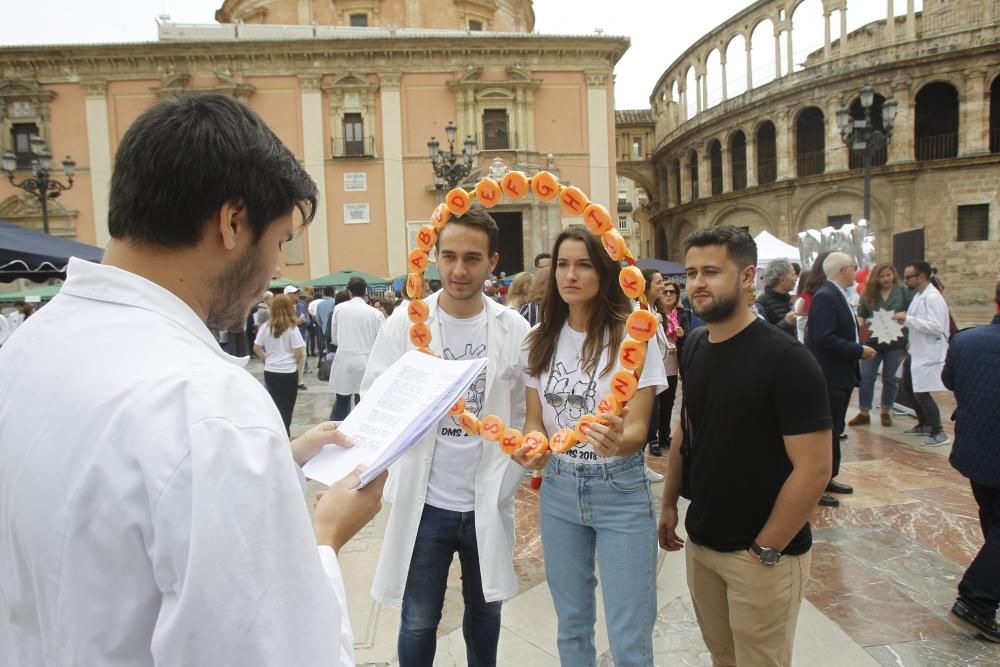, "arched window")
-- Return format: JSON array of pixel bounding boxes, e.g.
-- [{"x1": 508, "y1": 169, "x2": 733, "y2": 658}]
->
[
  {"x1": 685, "y1": 66, "x2": 698, "y2": 119},
  {"x1": 915, "y1": 82, "x2": 959, "y2": 160},
  {"x1": 750, "y1": 19, "x2": 776, "y2": 88},
  {"x1": 689, "y1": 150, "x2": 699, "y2": 201},
  {"x1": 796, "y1": 107, "x2": 826, "y2": 176},
  {"x1": 709, "y1": 140, "x2": 723, "y2": 195},
  {"x1": 756, "y1": 121, "x2": 777, "y2": 184},
  {"x1": 730, "y1": 130, "x2": 747, "y2": 190},
  {"x1": 671, "y1": 158, "x2": 681, "y2": 206},
  {"x1": 705, "y1": 49, "x2": 723, "y2": 108},
  {"x1": 848, "y1": 93, "x2": 889, "y2": 169},
  {"x1": 791, "y1": 0, "x2": 825, "y2": 72},
  {"x1": 725, "y1": 35, "x2": 748, "y2": 98},
  {"x1": 991, "y1": 75, "x2": 1000, "y2": 154}
]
